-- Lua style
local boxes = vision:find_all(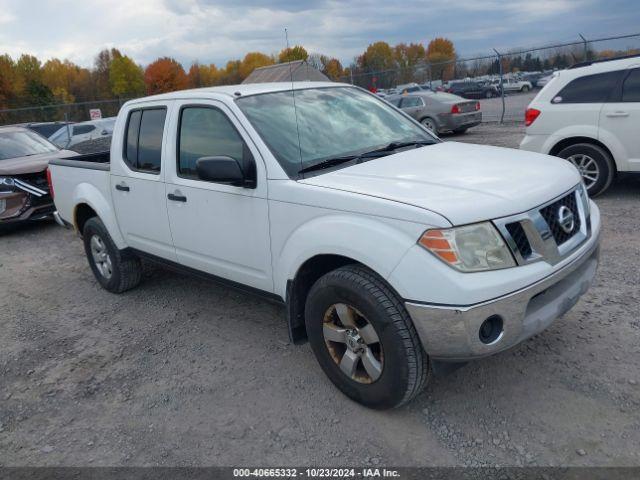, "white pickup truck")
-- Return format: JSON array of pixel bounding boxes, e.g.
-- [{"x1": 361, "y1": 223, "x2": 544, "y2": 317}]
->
[{"x1": 49, "y1": 82, "x2": 600, "y2": 409}]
